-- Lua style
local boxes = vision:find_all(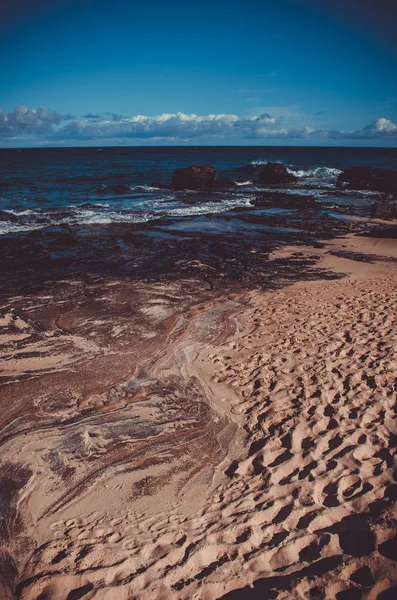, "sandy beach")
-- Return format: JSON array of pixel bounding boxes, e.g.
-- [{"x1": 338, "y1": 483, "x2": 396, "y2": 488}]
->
[{"x1": 0, "y1": 227, "x2": 396, "y2": 600}]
